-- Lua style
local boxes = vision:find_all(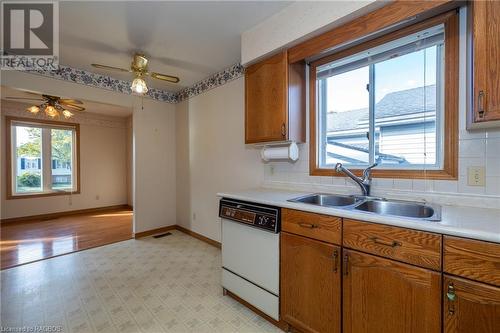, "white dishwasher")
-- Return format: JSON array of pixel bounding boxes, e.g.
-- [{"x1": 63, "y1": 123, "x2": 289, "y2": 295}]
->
[{"x1": 219, "y1": 198, "x2": 281, "y2": 320}]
